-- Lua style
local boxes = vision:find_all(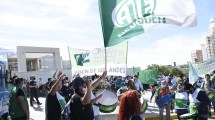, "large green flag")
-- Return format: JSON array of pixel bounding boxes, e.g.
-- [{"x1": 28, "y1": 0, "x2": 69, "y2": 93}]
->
[
  {"x1": 133, "y1": 67, "x2": 141, "y2": 76},
  {"x1": 99, "y1": 0, "x2": 196, "y2": 47},
  {"x1": 140, "y1": 67, "x2": 158, "y2": 84}
]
